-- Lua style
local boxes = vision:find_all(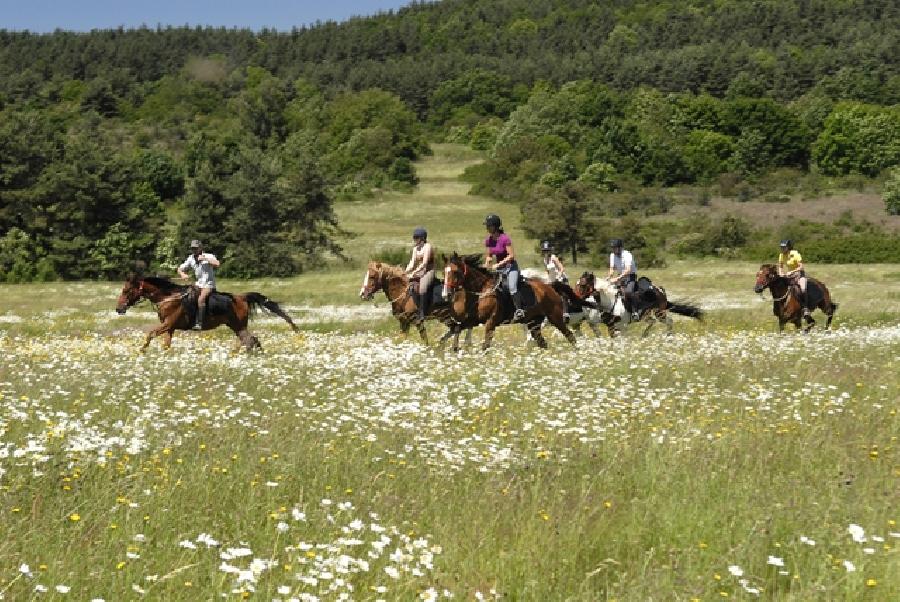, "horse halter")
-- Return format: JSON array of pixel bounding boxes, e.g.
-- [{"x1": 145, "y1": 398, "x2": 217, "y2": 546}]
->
[{"x1": 444, "y1": 260, "x2": 468, "y2": 293}]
